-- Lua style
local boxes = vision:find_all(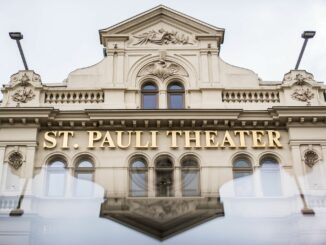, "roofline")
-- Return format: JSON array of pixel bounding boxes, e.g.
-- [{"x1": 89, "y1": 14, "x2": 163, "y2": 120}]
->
[{"x1": 99, "y1": 5, "x2": 225, "y2": 44}]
